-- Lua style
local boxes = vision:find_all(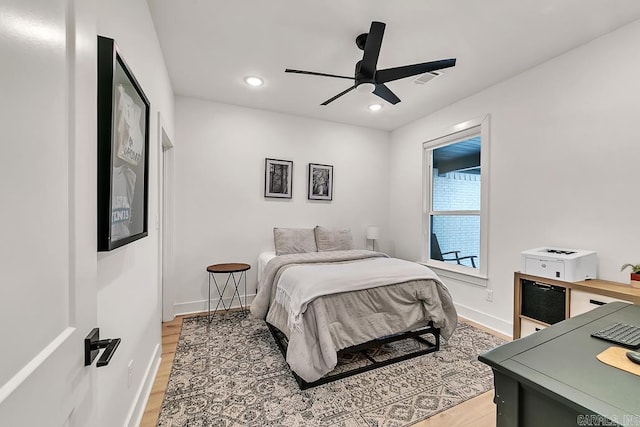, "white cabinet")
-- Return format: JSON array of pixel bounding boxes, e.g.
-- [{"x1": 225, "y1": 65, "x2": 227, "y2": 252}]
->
[
  {"x1": 520, "y1": 318, "x2": 547, "y2": 338},
  {"x1": 569, "y1": 290, "x2": 629, "y2": 318}
]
